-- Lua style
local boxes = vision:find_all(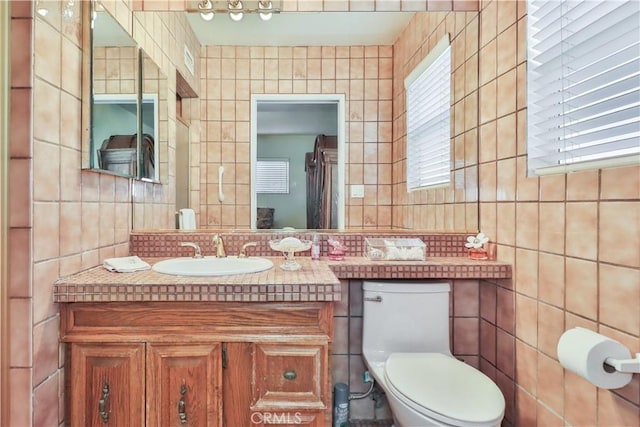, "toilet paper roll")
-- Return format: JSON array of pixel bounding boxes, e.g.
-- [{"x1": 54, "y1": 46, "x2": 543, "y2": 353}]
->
[
  {"x1": 178, "y1": 208, "x2": 196, "y2": 230},
  {"x1": 557, "y1": 327, "x2": 633, "y2": 389}
]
